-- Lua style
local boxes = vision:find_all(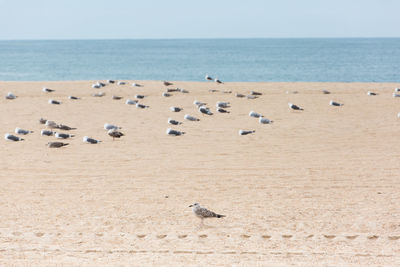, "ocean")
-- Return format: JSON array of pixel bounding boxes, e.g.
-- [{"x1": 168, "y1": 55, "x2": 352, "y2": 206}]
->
[{"x1": 0, "y1": 38, "x2": 399, "y2": 82}]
